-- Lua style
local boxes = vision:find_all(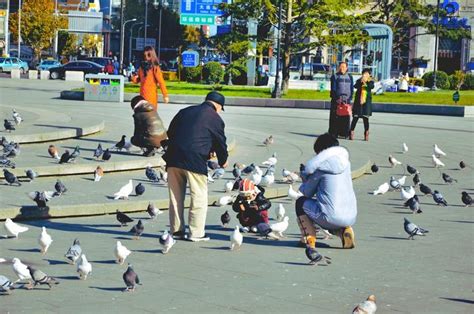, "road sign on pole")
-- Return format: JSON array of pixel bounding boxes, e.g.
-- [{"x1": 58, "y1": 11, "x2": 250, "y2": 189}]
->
[
  {"x1": 182, "y1": 50, "x2": 199, "y2": 67},
  {"x1": 179, "y1": 0, "x2": 227, "y2": 25},
  {"x1": 180, "y1": 14, "x2": 216, "y2": 25}
]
